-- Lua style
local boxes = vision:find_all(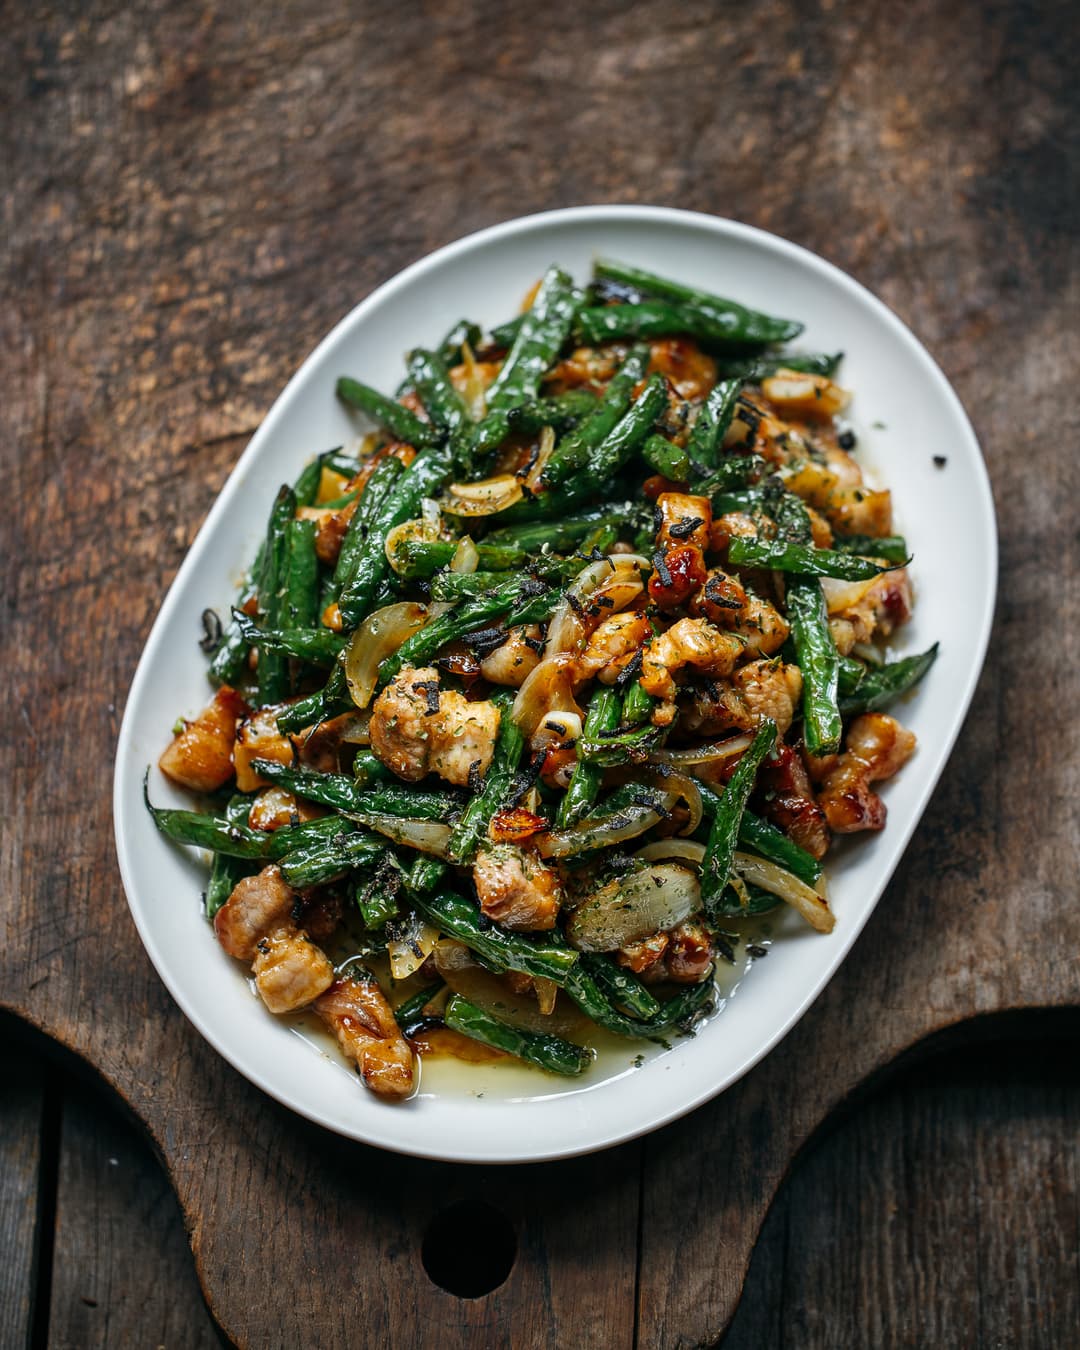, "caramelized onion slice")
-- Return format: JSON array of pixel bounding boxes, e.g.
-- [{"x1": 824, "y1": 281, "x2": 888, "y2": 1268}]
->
[
  {"x1": 441, "y1": 474, "x2": 523, "y2": 516},
  {"x1": 344, "y1": 602, "x2": 428, "y2": 709},
  {"x1": 732, "y1": 851, "x2": 835, "y2": 933},
  {"x1": 566, "y1": 864, "x2": 701, "y2": 953},
  {"x1": 388, "y1": 914, "x2": 440, "y2": 980},
  {"x1": 544, "y1": 554, "x2": 650, "y2": 657}
]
